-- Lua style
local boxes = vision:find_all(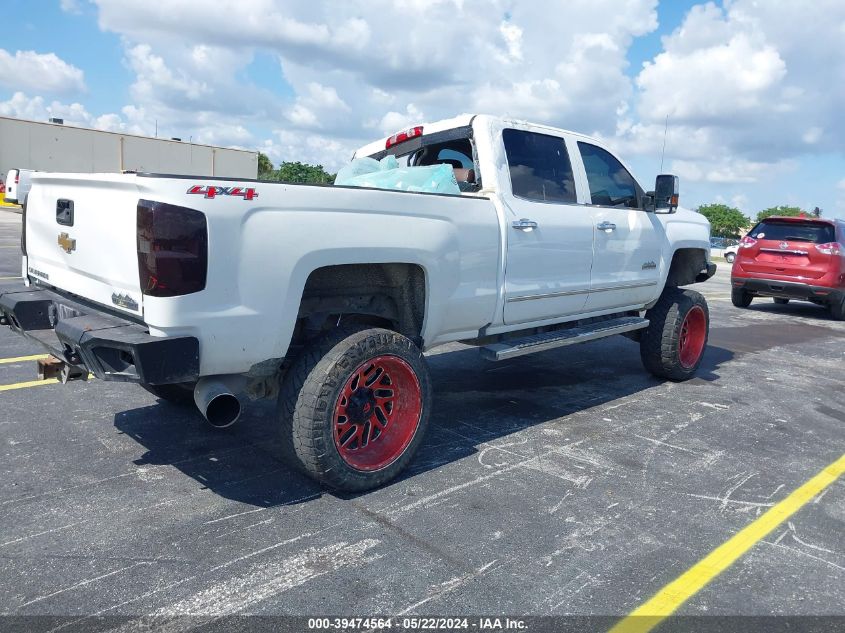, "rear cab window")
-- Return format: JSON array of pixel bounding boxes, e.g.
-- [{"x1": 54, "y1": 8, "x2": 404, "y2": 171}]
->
[
  {"x1": 749, "y1": 220, "x2": 836, "y2": 244},
  {"x1": 502, "y1": 128, "x2": 576, "y2": 204},
  {"x1": 577, "y1": 142, "x2": 642, "y2": 209}
]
